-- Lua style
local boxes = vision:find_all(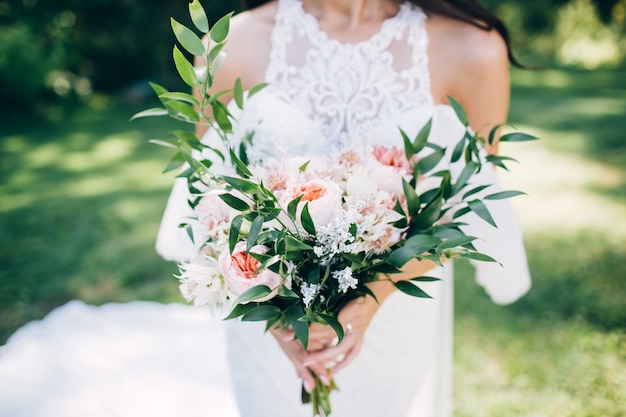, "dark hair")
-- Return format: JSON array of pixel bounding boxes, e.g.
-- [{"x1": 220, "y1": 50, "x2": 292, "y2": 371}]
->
[{"x1": 240, "y1": 0, "x2": 521, "y2": 67}]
